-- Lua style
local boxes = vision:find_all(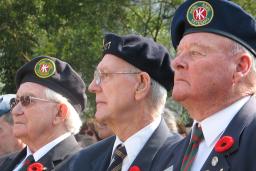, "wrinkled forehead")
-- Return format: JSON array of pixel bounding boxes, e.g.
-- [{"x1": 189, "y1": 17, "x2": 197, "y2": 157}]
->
[
  {"x1": 178, "y1": 32, "x2": 234, "y2": 51},
  {"x1": 17, "y1": 82, "x2": 47, "y2": 97},
  {"x1": 98, "y1": 54, "x2": 136, "y2": 71}
]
